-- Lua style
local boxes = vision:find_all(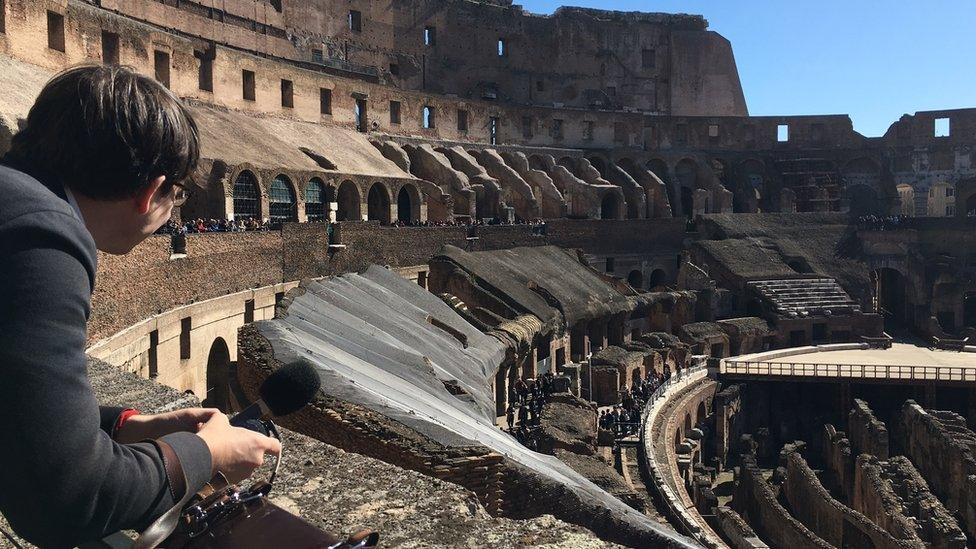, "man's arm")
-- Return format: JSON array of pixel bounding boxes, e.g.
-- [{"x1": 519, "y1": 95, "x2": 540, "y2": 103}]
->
[{"x1": 0, "y1": 212, "x2": 212, "y2": 548}]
